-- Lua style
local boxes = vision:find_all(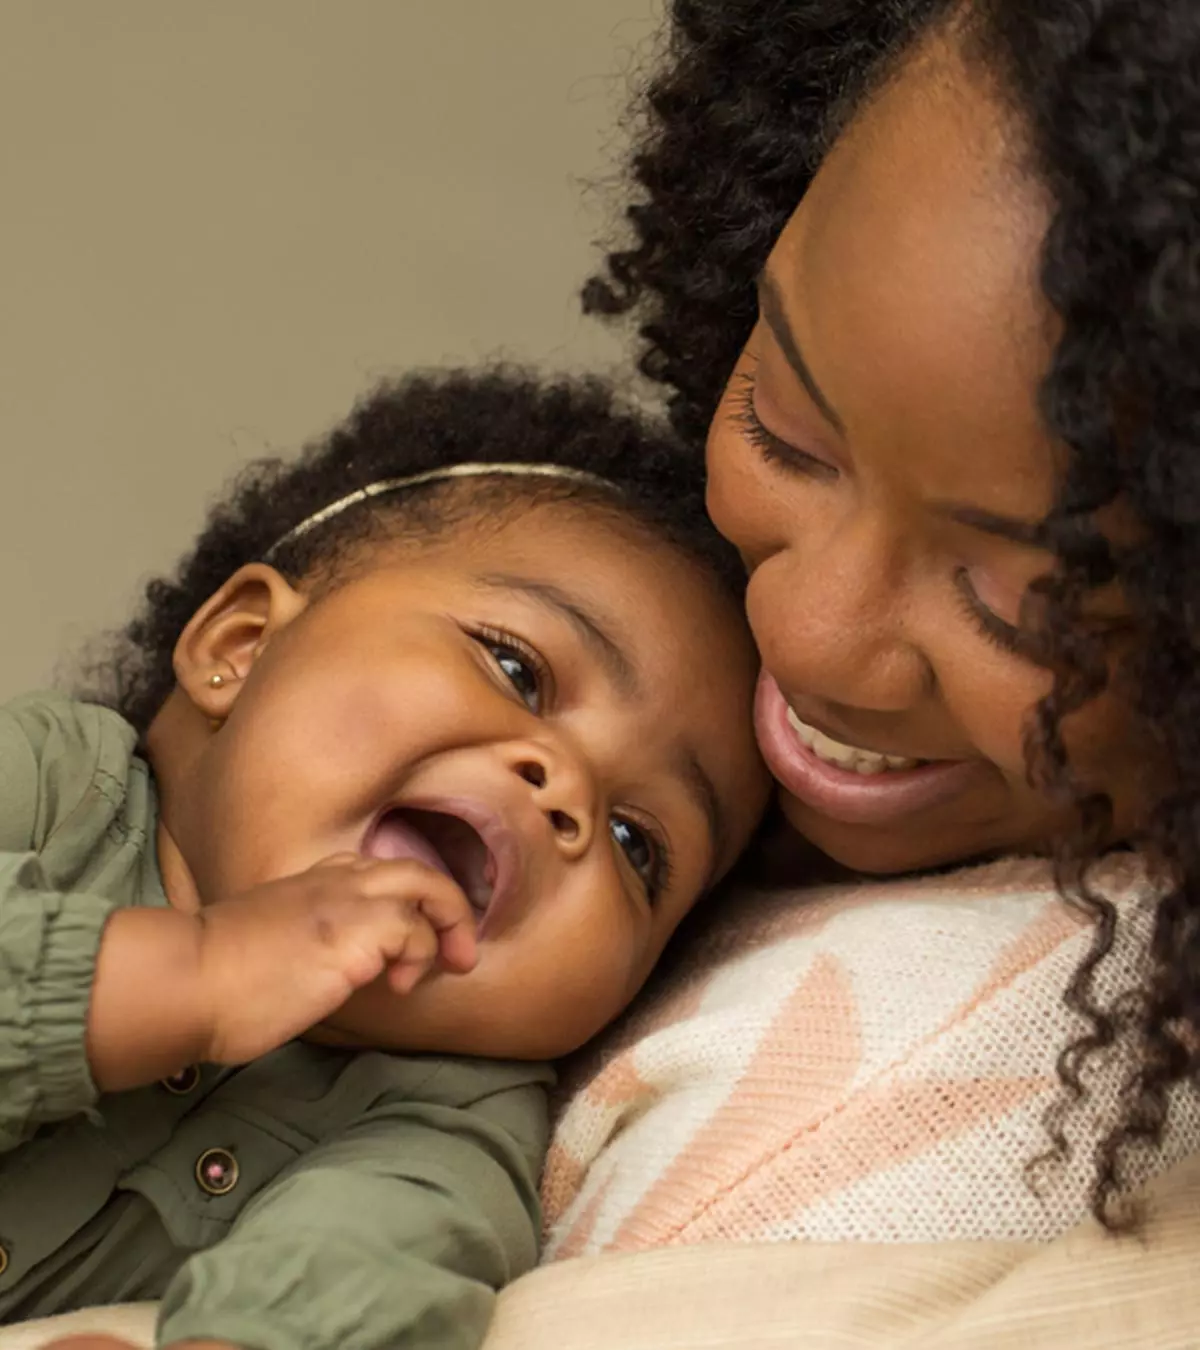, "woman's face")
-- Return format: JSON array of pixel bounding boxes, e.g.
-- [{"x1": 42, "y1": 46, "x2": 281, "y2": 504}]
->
[{"x1": 706, "y1": 39, "x2": 1152, "y2": 874}]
